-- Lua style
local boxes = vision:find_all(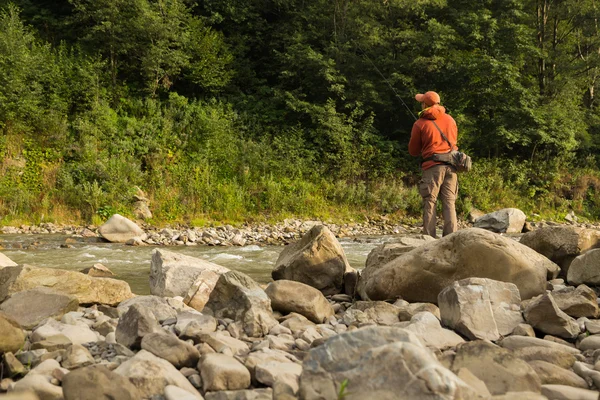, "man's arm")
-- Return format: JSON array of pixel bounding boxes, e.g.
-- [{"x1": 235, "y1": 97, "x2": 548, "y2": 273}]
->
[{"x1": 408, "y1": 122, "x2": 422, "y2": 156}]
